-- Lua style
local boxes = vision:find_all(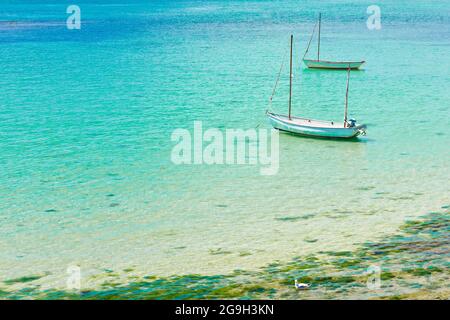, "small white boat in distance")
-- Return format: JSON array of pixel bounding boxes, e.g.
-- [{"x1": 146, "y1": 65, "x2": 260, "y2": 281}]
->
[
  {"x1": 266, "y1": 35, "x2": 367, "y2": 139},
  {"x1": 303, "y1": 59, "x2": 365, "y2": 70},
  {"x1": 303, "y1": 13, "x2": 365, "y2": 70},
  {"x1": 267, "y1": 113, "x2": 366, "y2": 138}
]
